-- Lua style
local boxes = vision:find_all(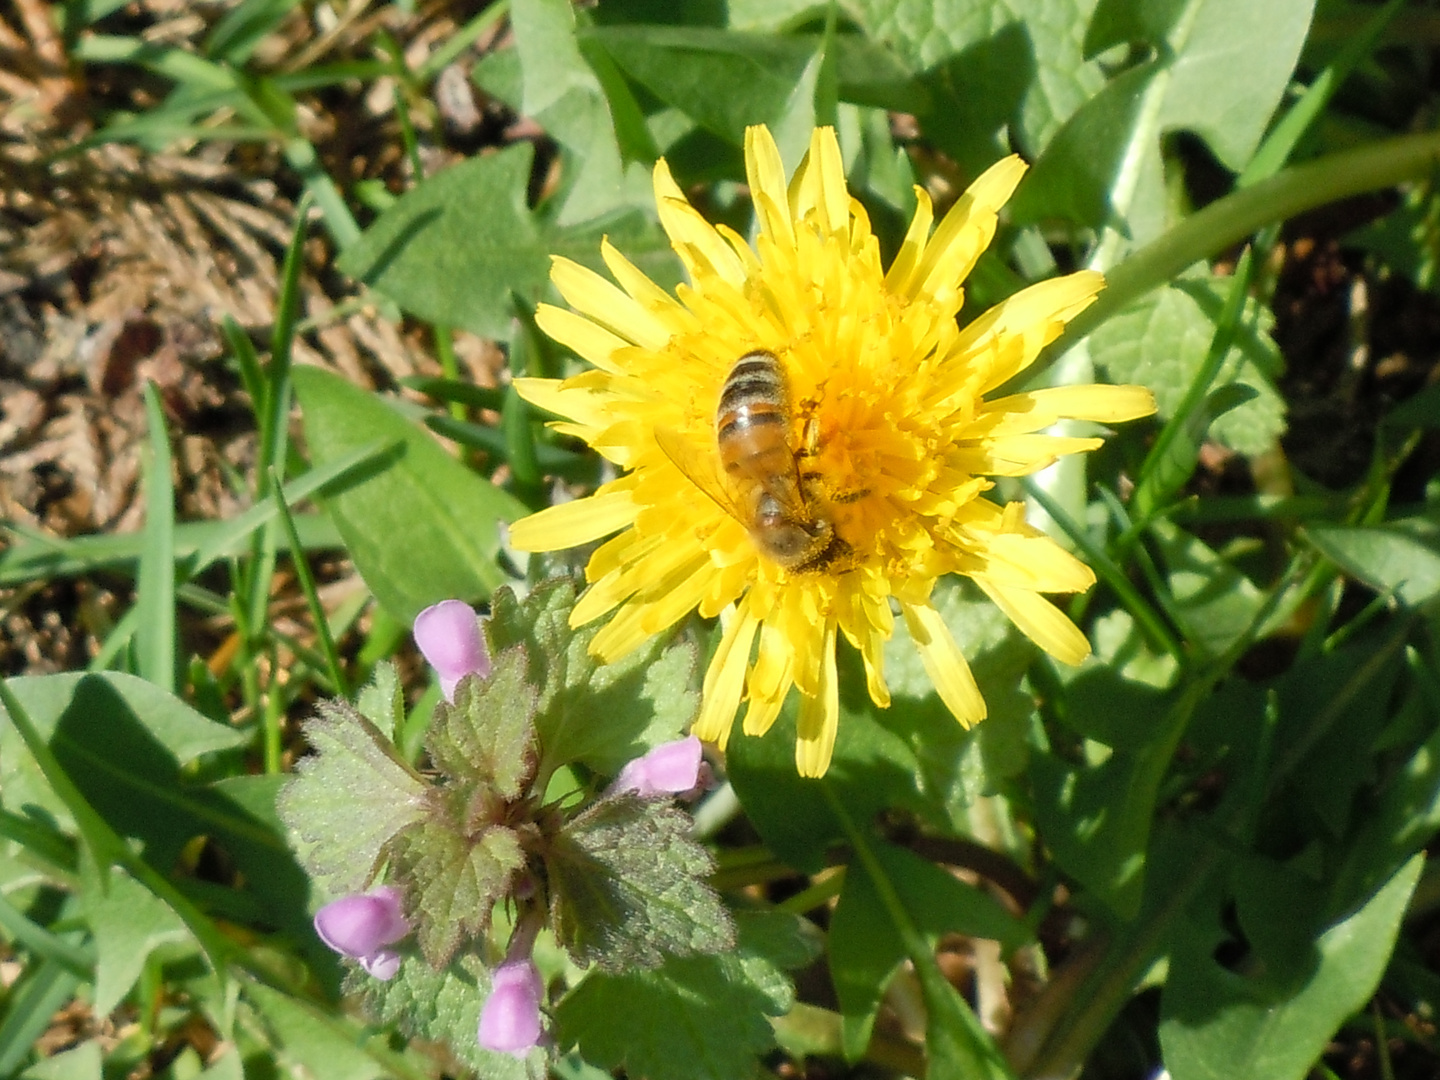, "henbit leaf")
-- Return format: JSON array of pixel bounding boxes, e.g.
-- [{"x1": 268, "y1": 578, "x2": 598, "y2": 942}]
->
[
  {"x1": 354, "y1": 953, "x2": 546, "y2": 1079},
  {"x1": 830, "y1": 841, "x2": 1032, "y2": 1058},
  {"x1": 1090, "y1": 277, "x2": 1287, "y2": 457},
  {"x1": 276, "y1": 700, "x2": 429, "y2": 898},
  {"x1": 546, "y1": 794, "x2": 733, "y2": 972},
  {"x1": 389, "y1": 795, "x2": 526, "y2": 969},
  {"x1": 485, "y1": 581, "x2": 699, "y2": 778},
  {"x1": 554, "y1": 911, "x2": 816, "y2": 1080},
  {"x1": 84, "y1": 867, "x2": 190, "y2": 1016},
  {"x1": 354, "y1": 661, "x2": 405, "y2": 743},
  {"x1": 1159, "y1": 854, "x2": 1422, "y2": 1080},
  {"x1": 1306, "y1": 514, "x2": 1440, "y2": 608},
  {"x1": 425, "y1": 646, "x2": 539, "y2": 800},
  {"x1": 291, "y1": 366, "x2": 526, "y2": 623}
]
